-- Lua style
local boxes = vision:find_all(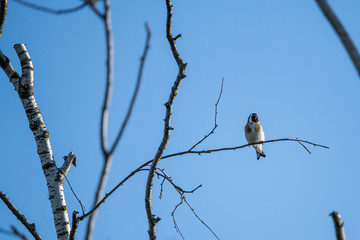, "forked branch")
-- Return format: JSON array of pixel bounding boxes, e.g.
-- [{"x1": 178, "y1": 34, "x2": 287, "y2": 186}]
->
[
  {"x1": 77, "y1": 138, "x2": 328, "y2": 228},
  {"x1": 85, "y1": 20, "x2": 151, "y2": 240},
  {"x1": 145, "y1": 0, "x2": 187, "y2": 238}
]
